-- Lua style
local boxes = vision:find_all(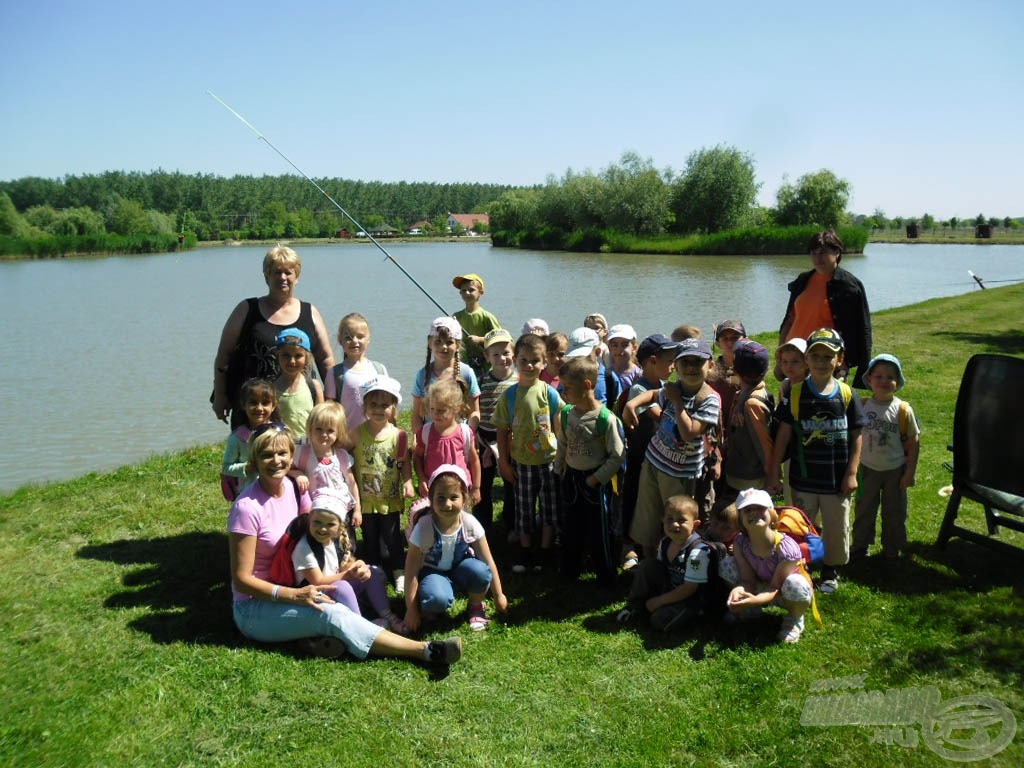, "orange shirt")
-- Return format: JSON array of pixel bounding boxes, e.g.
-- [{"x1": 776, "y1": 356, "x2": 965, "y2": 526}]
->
[{"x1": 790, "y1": 271, "x2": 835, "y2": 340}]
